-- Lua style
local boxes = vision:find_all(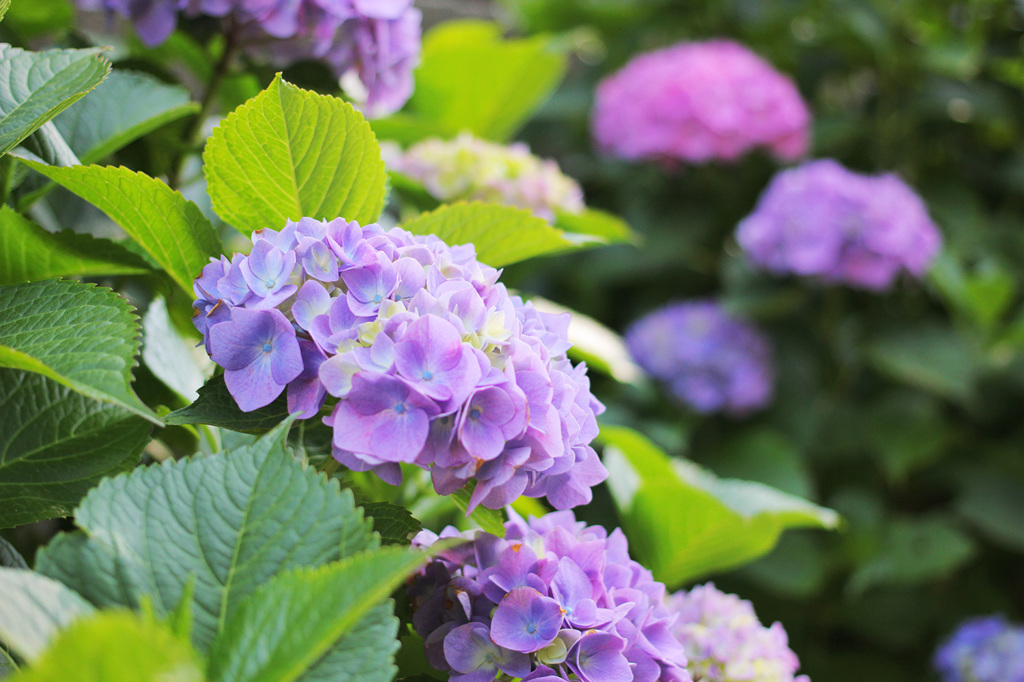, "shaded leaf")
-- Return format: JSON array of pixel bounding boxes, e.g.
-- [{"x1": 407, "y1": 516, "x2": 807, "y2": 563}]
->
[
  {"x1": 164, "y1": 374, "x2": 289, "y2": 433},
  {"x1": 141, "y1": 297, "x2": 206, "y2": 403},
  {"x1": 362, "y1": 502, "x2": 422, "y2": 546},
  {"x1": 0, "y1": 538, "x2": 27, "y2": 569},
  {"x1": 0, "y1": 568, "x2": 95, "y2": 662},
  {"x1": 865, "y1": 323, "x2": 976, "y2": 401}
]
